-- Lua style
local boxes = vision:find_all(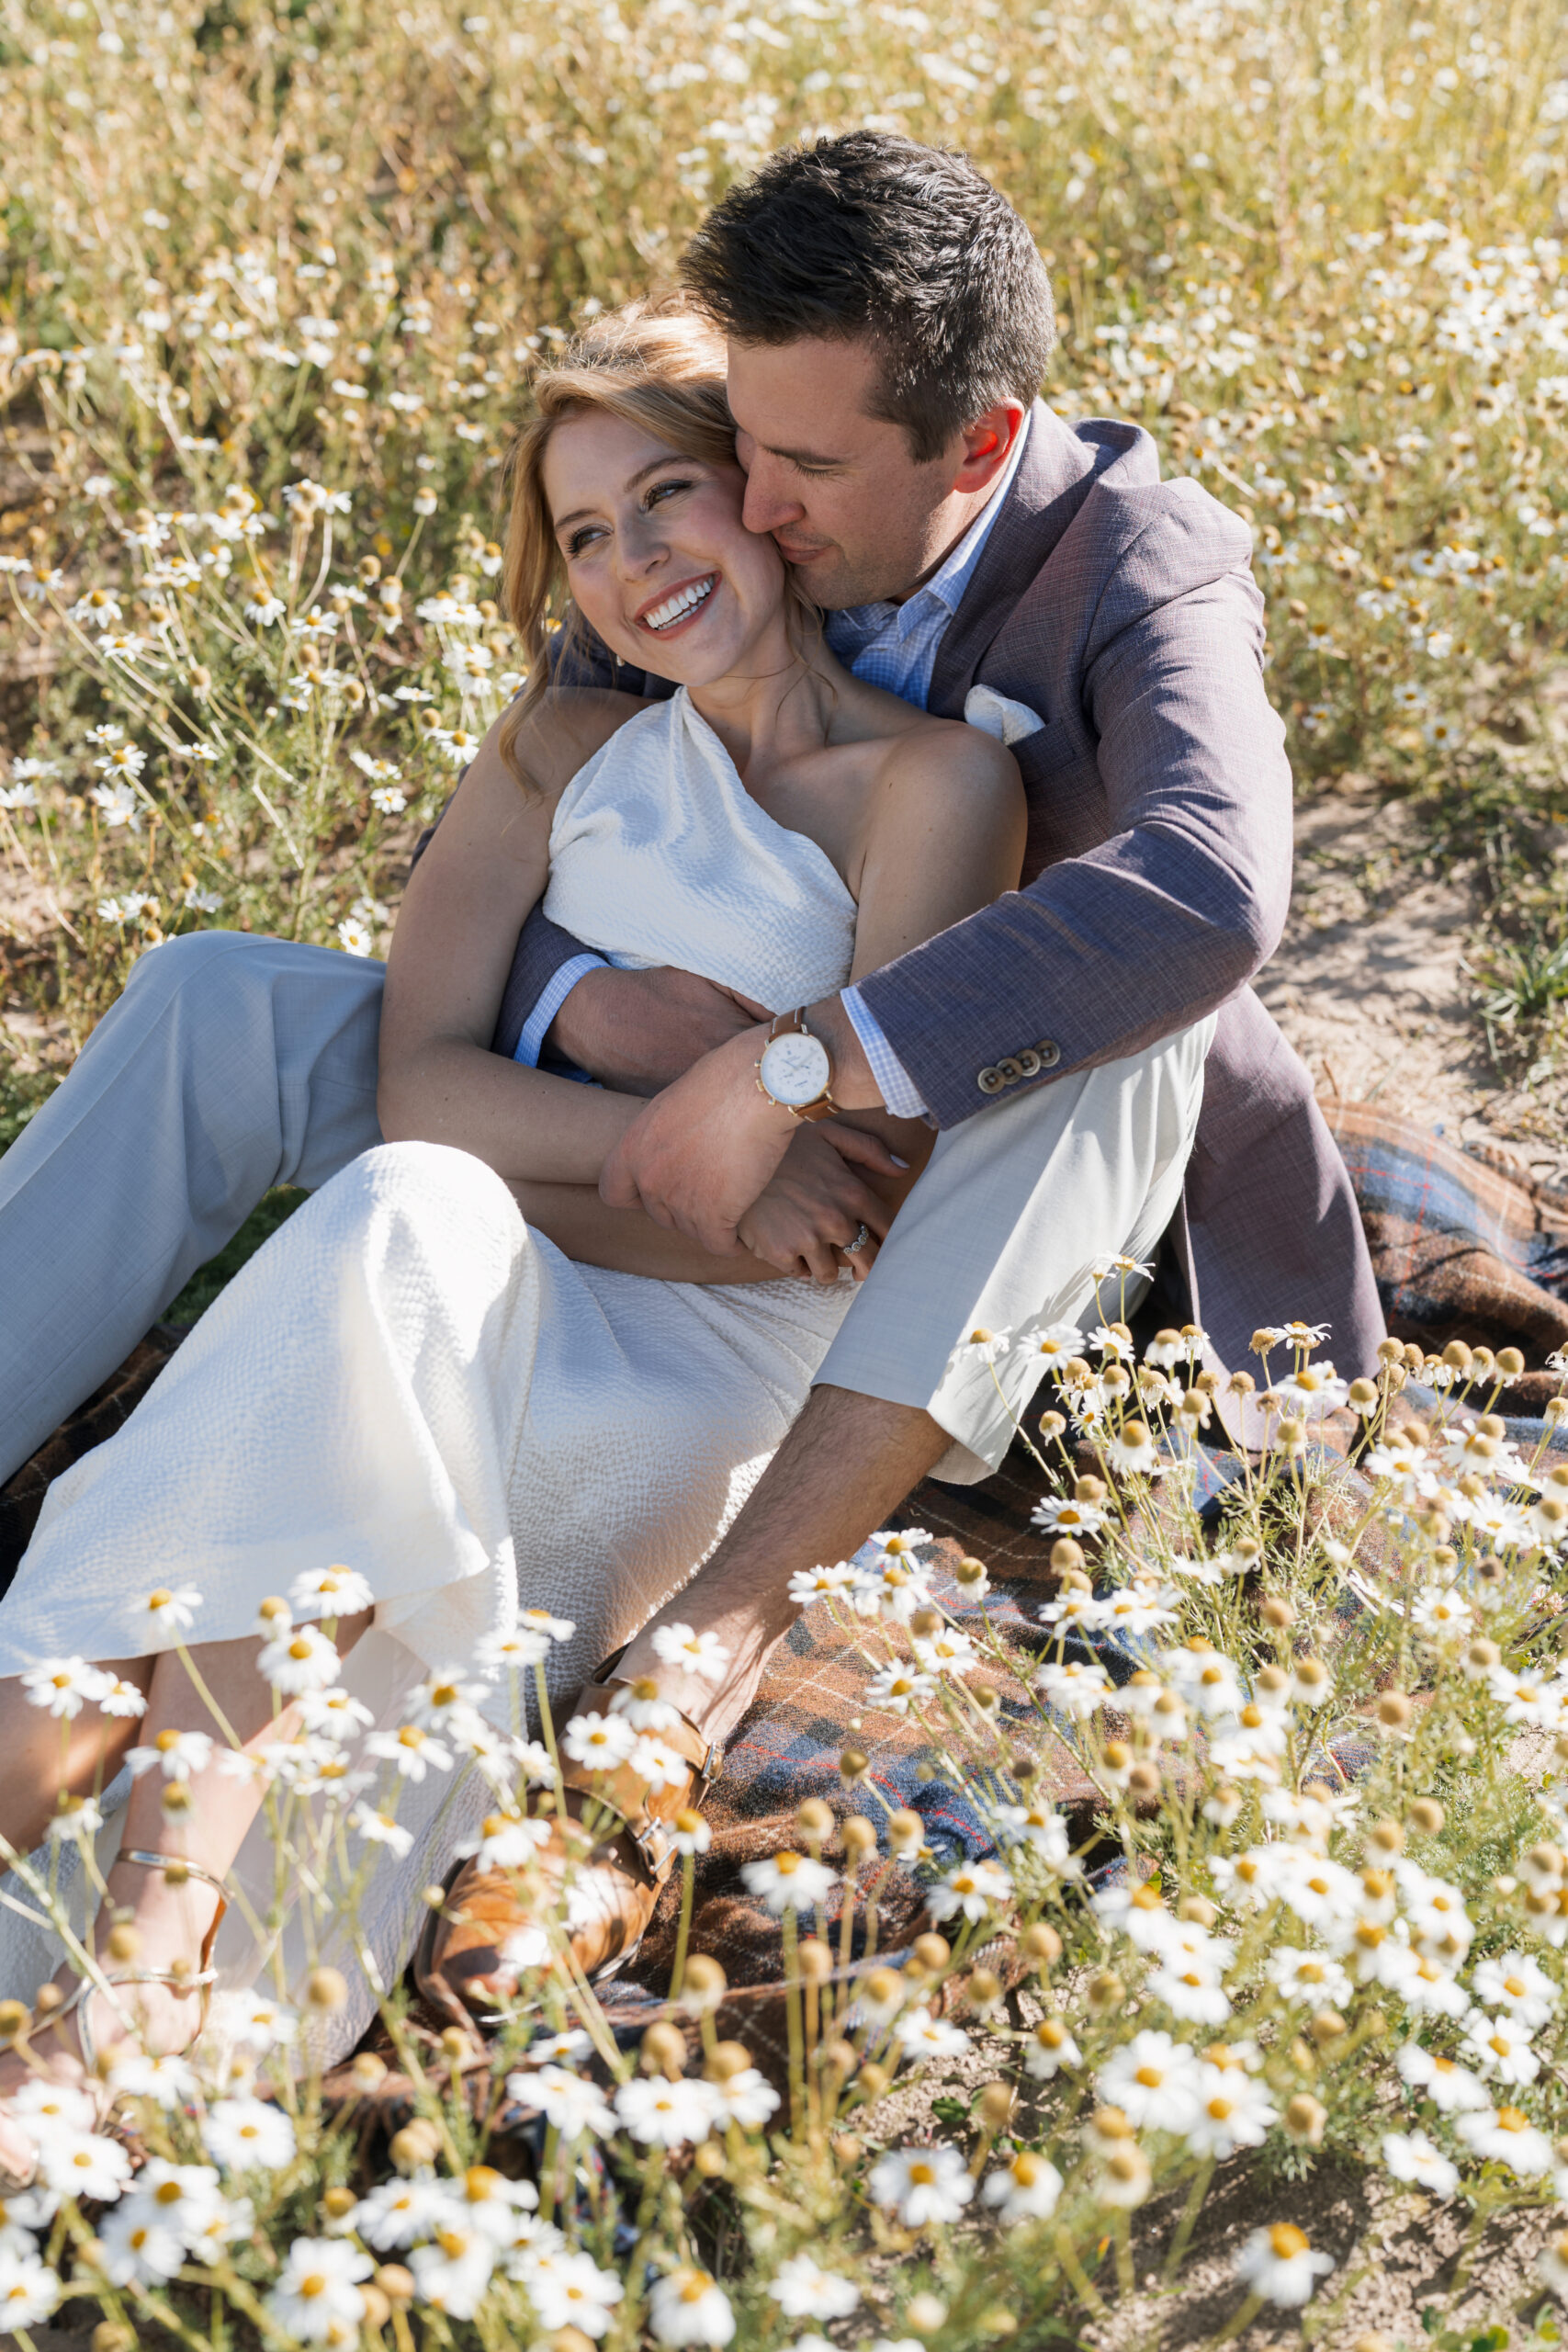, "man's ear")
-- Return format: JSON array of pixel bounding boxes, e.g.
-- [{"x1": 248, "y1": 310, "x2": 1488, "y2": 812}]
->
[{"x1": 951, "y1": 401, "x2": 1028, "y2": 496}]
